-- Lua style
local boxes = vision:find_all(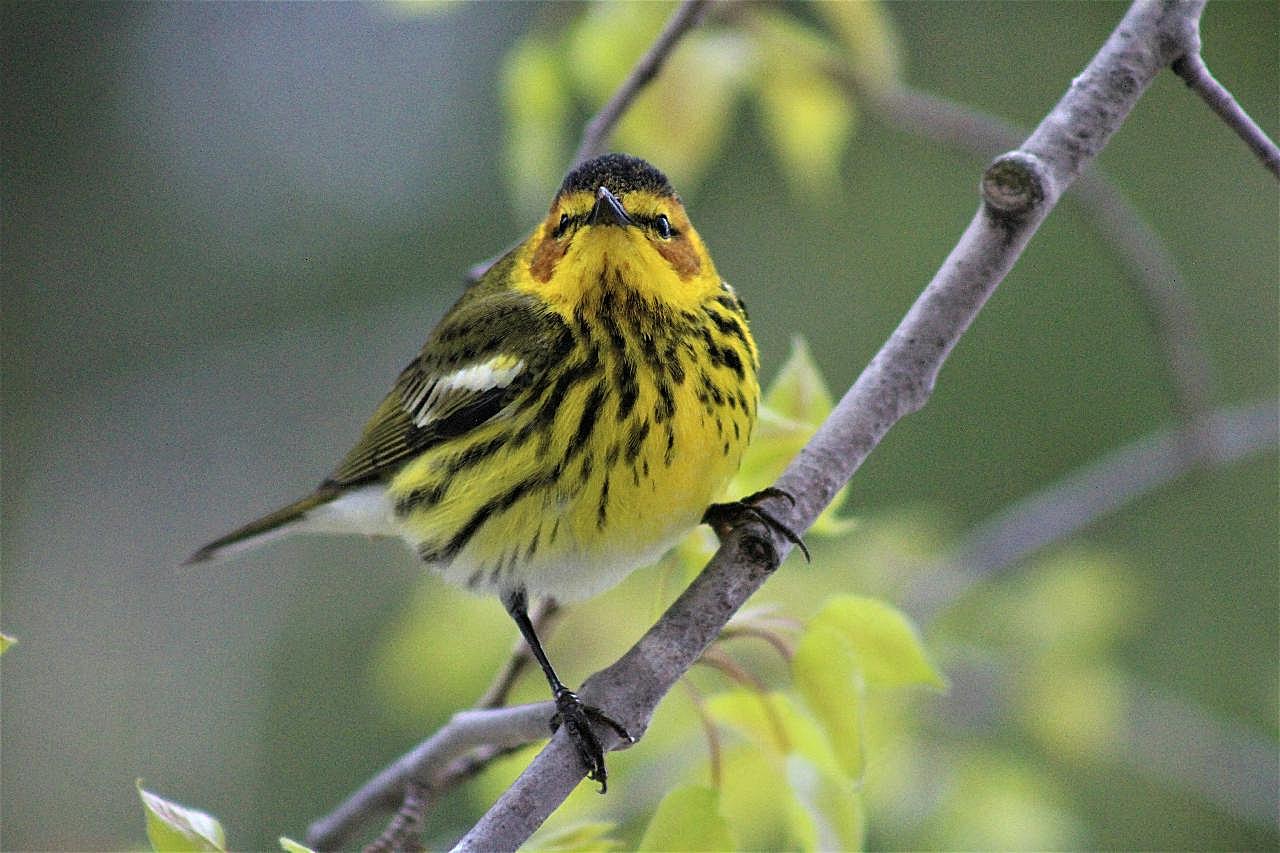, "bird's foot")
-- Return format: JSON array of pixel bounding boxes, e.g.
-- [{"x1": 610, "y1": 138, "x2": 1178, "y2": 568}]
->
[
  {"x1": 702, "y1": 486, "x2": 810, "y2": 562},
  {"x1": 551, "y1": 687, "x2": 633, "y2": 794}
]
